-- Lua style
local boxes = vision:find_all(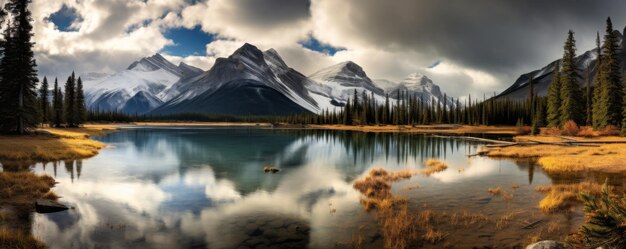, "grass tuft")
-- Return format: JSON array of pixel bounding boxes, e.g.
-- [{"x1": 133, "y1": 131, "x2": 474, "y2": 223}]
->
[
  {"x1": 535, "y1": 182, "x2": 602, "y2": 214},
  {"x1": 423, "y1": 159, "x2": 448, "y2": 176},
  {"x1": 0, "y1": 228, "x2": 46, "y2": 249}
]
